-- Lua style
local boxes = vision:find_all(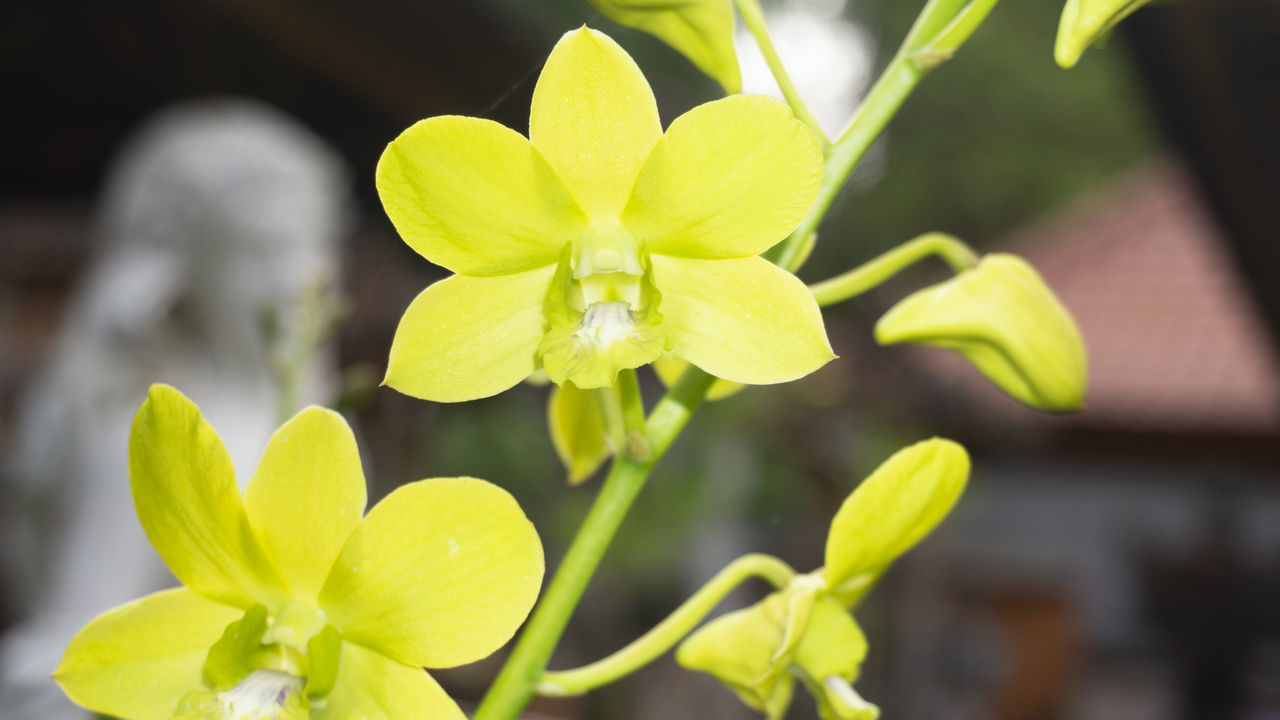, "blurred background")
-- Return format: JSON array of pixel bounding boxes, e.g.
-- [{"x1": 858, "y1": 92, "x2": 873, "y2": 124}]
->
[{"x1": 1, "y1": 0, "x2": 1278, "y2": 719}]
